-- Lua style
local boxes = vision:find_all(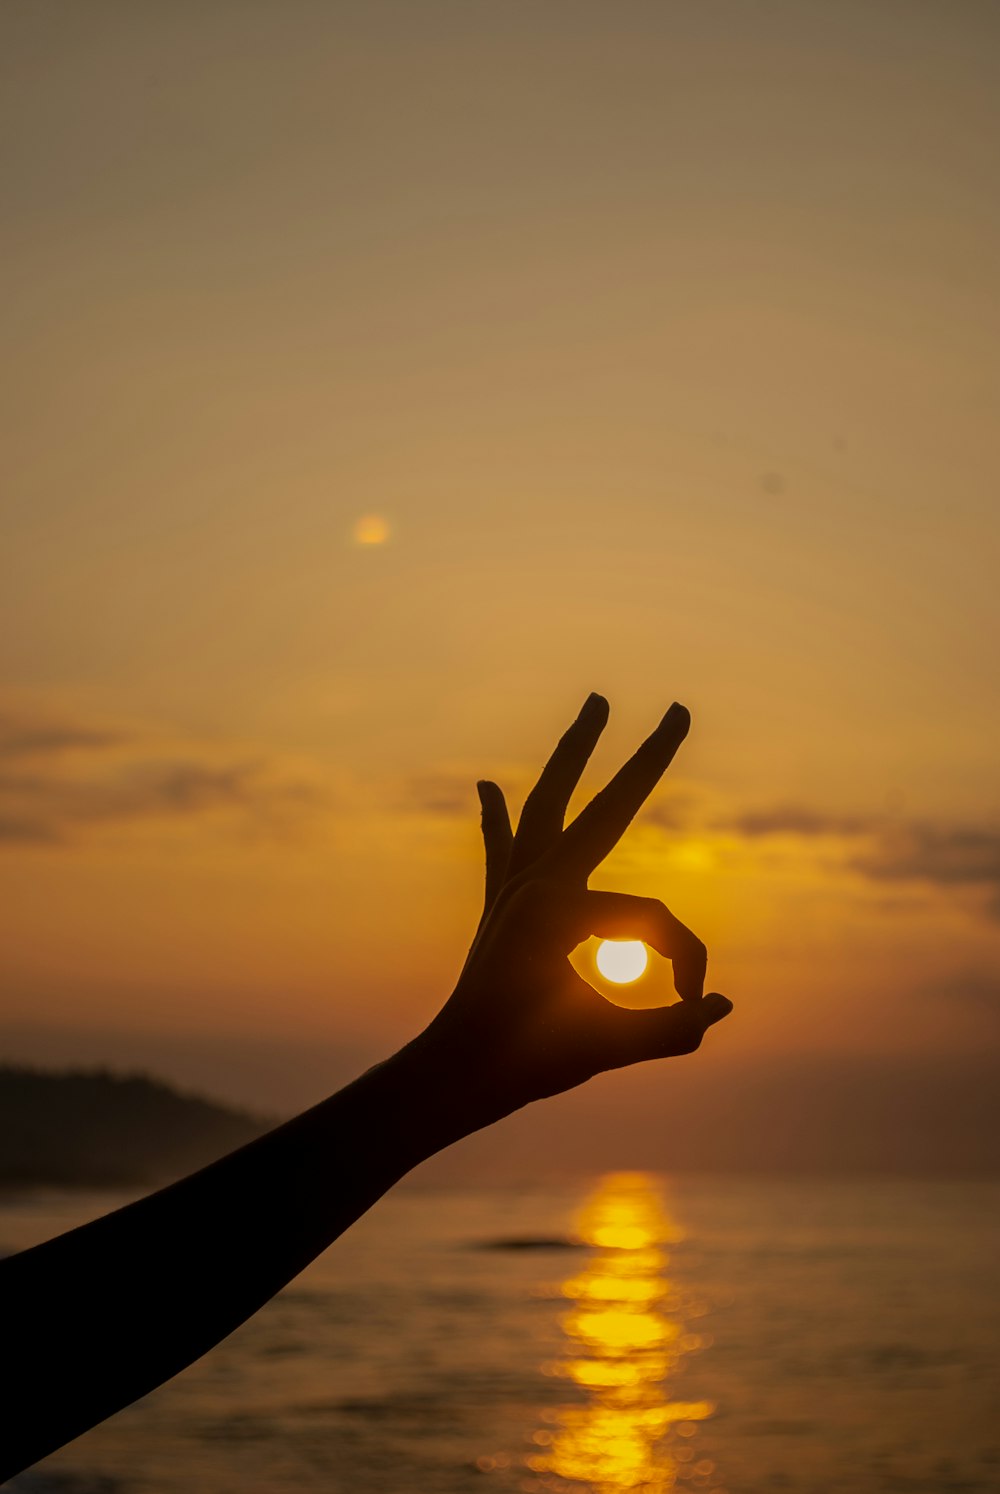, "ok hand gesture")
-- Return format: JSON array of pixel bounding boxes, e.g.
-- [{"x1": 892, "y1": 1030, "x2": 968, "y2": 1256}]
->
[{"x1": 424, "y1": 695, "x2": 733, "y2": 1112}]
